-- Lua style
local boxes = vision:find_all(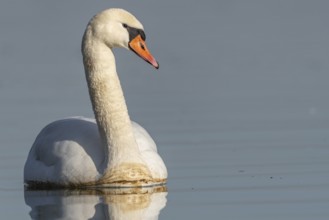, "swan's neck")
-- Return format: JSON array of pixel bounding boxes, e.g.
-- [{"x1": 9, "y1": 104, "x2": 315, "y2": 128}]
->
[{"x1": 82, "y1": 29, "x2": 141, "y2": 172}]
